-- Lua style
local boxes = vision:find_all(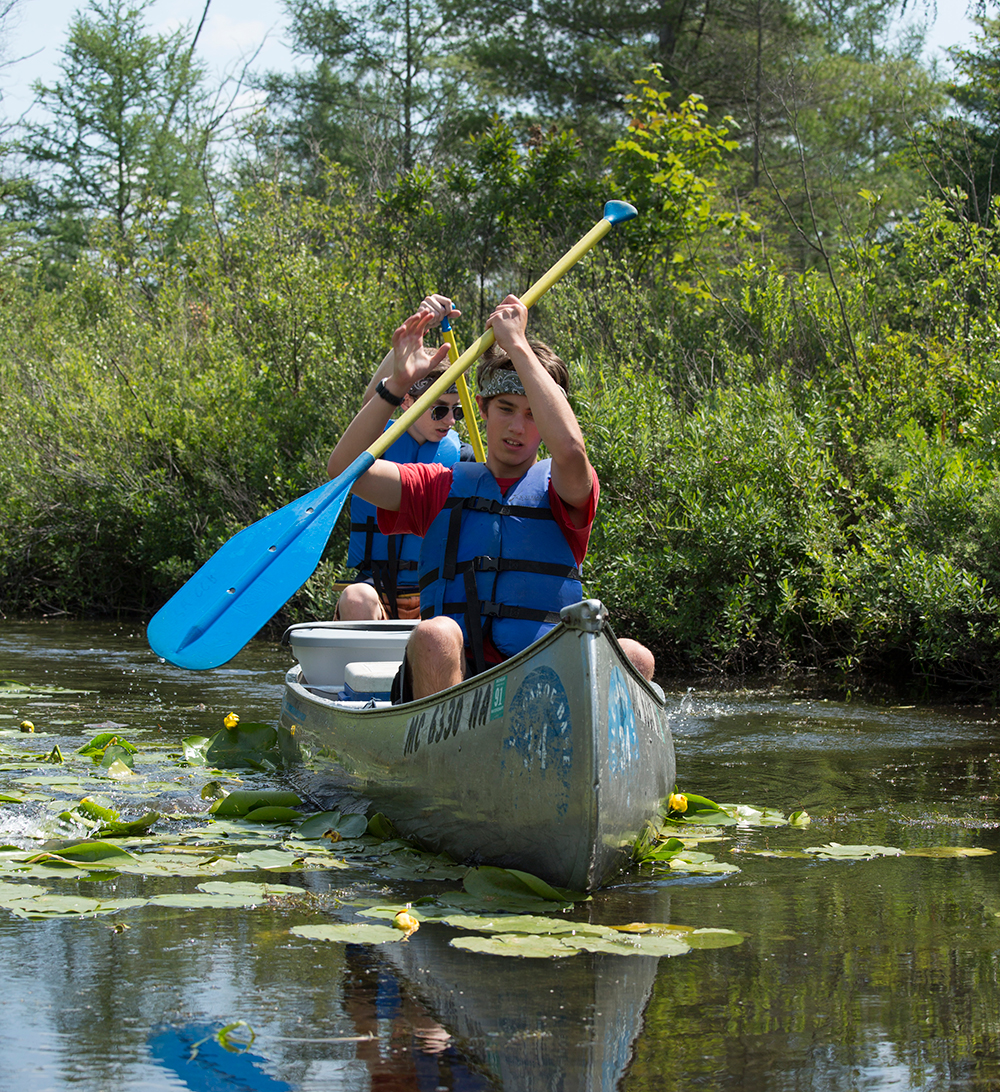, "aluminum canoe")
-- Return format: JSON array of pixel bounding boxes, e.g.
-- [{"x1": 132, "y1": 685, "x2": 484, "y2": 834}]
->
[{"x1": 278, "y1": 599, "x2": 676, "y2": 891}]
